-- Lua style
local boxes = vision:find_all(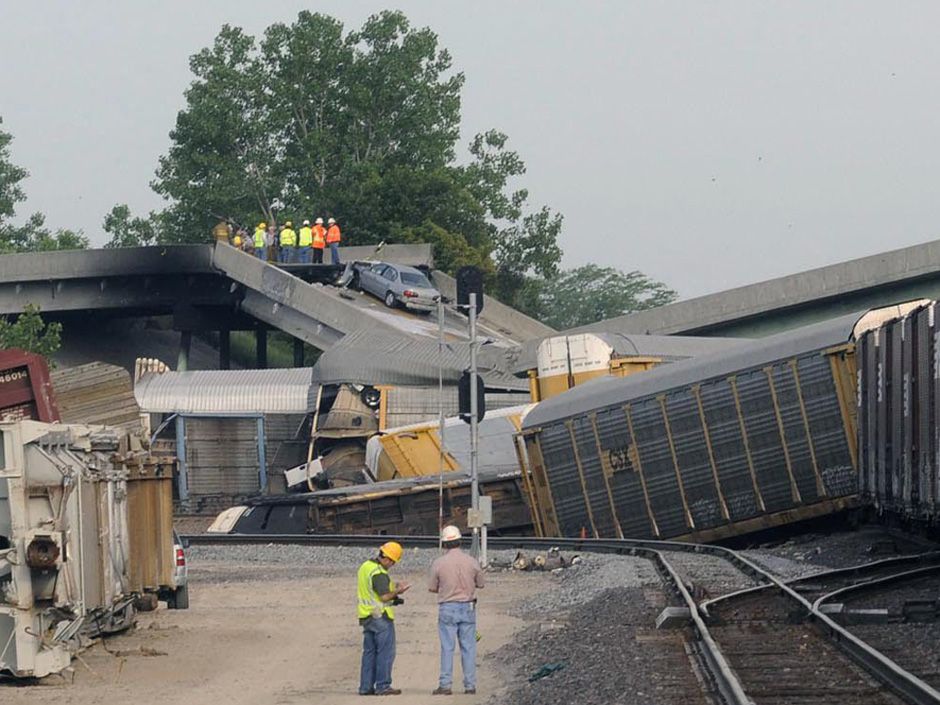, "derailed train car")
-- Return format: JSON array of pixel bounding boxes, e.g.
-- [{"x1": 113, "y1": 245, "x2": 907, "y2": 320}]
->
[
  {"x1": 857, "y1": 300, "x2": 940, "y2": 528},
  {"x1": 518, "y1": 309, "x2": 904, "y2": 541}
]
